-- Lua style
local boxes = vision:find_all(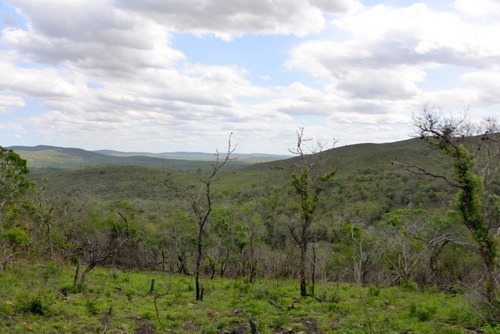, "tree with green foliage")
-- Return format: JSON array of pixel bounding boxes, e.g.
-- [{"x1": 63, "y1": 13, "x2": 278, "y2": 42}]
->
[
  {"x1": 0, "y1": 146, "x2": 30, "y2": 225},
  {"x1": 0, "y1": 146, "x2": 31, "y2": 268},
  {"x1": 287, "y1": 128, "x2": 336, "y2": 297},
  {"x1": 393, "y1": 110, "x2": 499, "y2": 305}
]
